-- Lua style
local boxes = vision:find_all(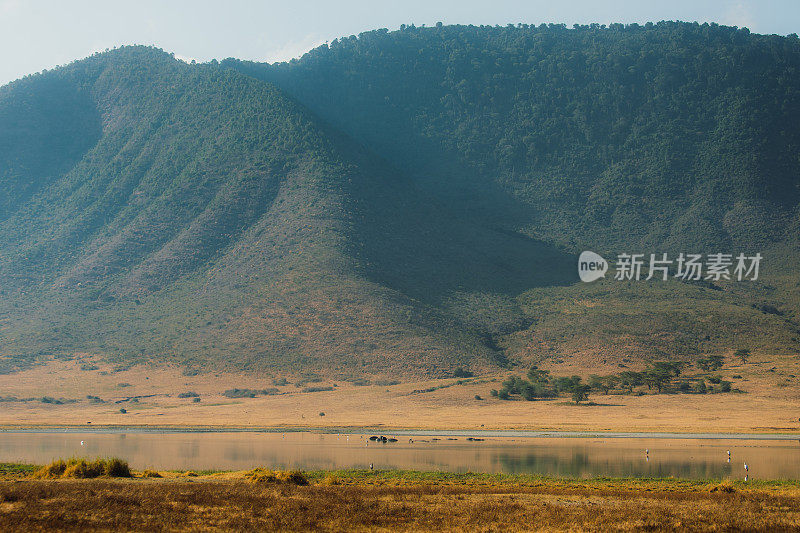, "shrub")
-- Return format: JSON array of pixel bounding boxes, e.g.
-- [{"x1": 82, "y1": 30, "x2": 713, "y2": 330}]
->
[
  {"x1": 734, "y1": 348, "x2": 752, "y2": 363},
  {"x1": 33, "y1": 458, "x2": 131, "y2": 479},
  {"x1": 280, "y1": 470, "x2": 310, "y2": 485},
  {"x1": 502, "y1": 376, "x2": 525, "y2": 394},
  {"x1": 520, "y1": 384, "x2": 536, "y2": 401},
  {"x1": 708, "y1": 354, "x2": 725, "y2": 370},
  {"x1": 33, "y1": 459, "x2": 68, "y2": 478},
  {"x1": 245, "y1": 468, "x2": 278, "y2": 483},
  {"x1": 140, "y1": 469, "x2": 162, "y2": 478},
  {"x1": 119, "y1": 408, "x2": 127, "y2": 414},
  {"x1": 453, "y1": 368, "x2": 474, "y2": 378},
  {"x1": 301, "y1": 386, "x2": 335, "y2": 393},
  {"x1": 177, "y1": 391, "x2": 199, "y2": 398},
  {"x1": 192, "y1": 397, "x2": 201, "y2": 403},
  {"x1": 498, "y1": 389, "x2": 510, "y2": 400},
  {"x1": 474, "y1": 395, "x2": 483, "y2": 400},
  {"x1": 374, "y1": 380, "x2": 400, "y2": 386},
  {"x1": 224, "y1": 389, "x2": 256, "y2": 398},
  {"x1": 295, "y1": 376, "x2": 323, "y2": 387},
  {"x1": 104, "y1": 458, "x2": 132, "y2": 477},
  {"x1": 273, "y1": 378, "x2": 289, "y2": 386},
  {"x1": 708, "y1": 481, "x2": 736, "y2": 493},
  {"x1": 244, "y1": 468, "x2": 309, "y2": 485},
  {"x1": 40, "y1": 397, "x2": 63, "y2": 405},
  {"x1": 223, "y1": 388, "x2": 279, "y2": 398}
]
